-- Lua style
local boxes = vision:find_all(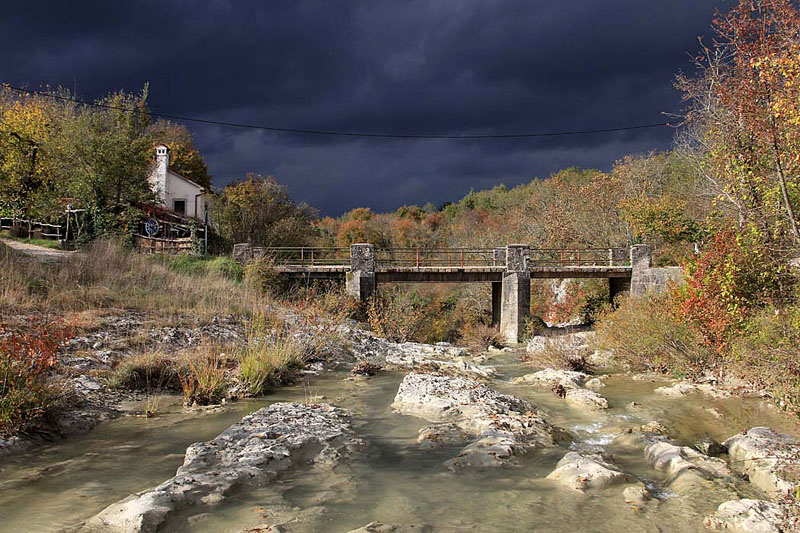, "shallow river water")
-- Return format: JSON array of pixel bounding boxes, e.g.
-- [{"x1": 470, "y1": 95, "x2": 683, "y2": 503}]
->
[{"x1": 0, "y1": 353, "x2": 798, "y2": 532}]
